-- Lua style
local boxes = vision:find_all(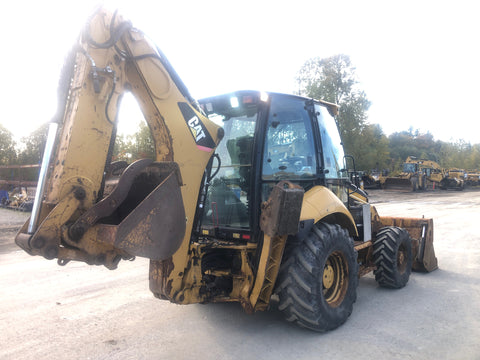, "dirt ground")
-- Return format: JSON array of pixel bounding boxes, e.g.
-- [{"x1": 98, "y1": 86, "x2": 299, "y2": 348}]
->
[{"x1": 1, "y1": 189, "x2": 479, "y2": 360}]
